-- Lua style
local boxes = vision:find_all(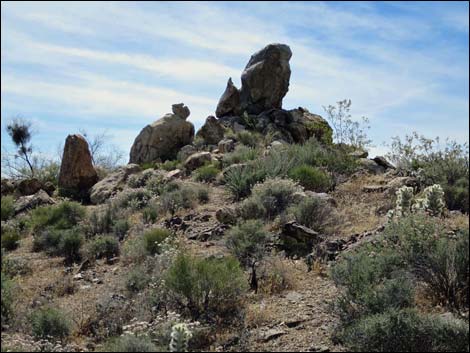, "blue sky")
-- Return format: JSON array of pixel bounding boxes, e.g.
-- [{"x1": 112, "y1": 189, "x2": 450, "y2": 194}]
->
[{"x1": 1, "y1": 1, "x2": 469, "y2": 162}]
